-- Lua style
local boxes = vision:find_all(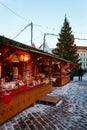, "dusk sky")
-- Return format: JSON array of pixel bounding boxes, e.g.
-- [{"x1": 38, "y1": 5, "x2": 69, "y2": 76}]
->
[{"x1": 0, "y1": 0, "x2": 87, "y2": 48}]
